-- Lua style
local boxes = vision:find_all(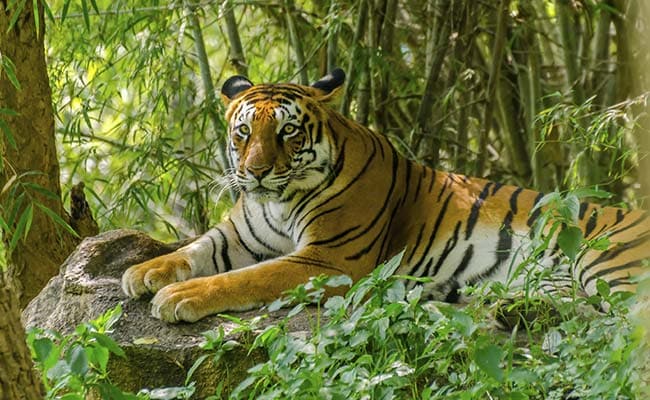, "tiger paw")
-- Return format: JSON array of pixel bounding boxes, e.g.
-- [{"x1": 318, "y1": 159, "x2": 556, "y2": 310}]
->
[
  {"x1": 121, "y1": 253, "x2": 192, "y2": 299},
  {"x1": 150, "y1": 278, "x2": 215, "y2": 323}
]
